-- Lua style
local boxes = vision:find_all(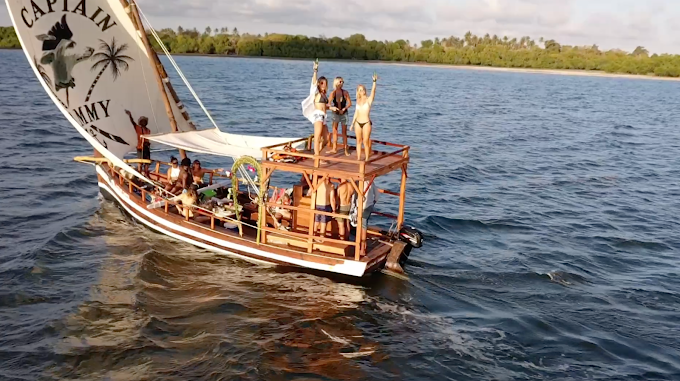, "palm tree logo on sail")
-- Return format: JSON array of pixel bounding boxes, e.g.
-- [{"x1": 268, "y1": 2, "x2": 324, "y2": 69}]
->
[
  {"x1": 85, "y1": 38, "x2": 134, "y2": 102},
  {"x1": 36, "y1": 15, "x2": 94, "y2": 107}
]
